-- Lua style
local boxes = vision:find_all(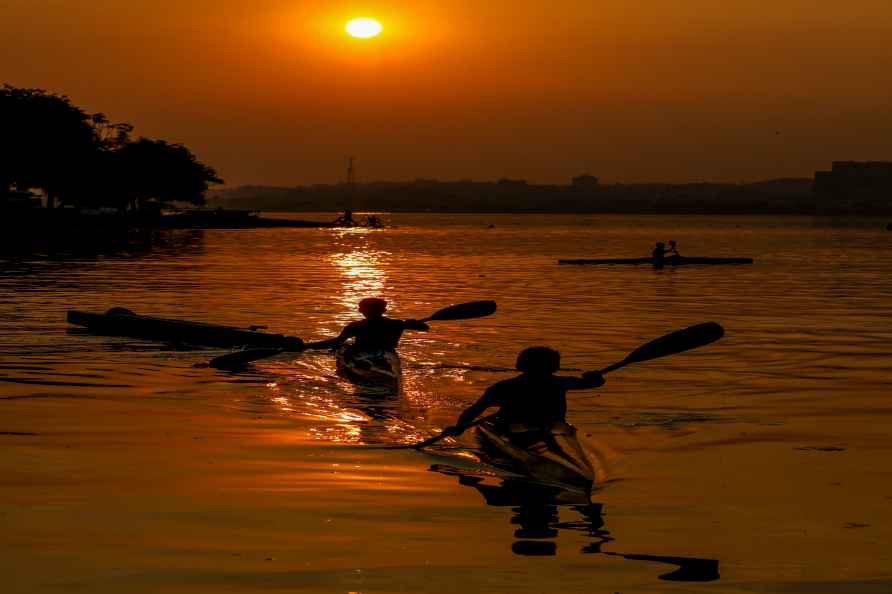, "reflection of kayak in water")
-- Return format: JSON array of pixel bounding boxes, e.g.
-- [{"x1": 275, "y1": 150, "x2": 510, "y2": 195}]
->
[
  {"x1": 559, "y1": 256, "x2": 754, "y2": 266},
  {"x1": 335, "y1": 347, "x2": 401, "y2": 388},
  {"x1": 476, "y1": 419, "x2": 597, "y2": 492}
]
